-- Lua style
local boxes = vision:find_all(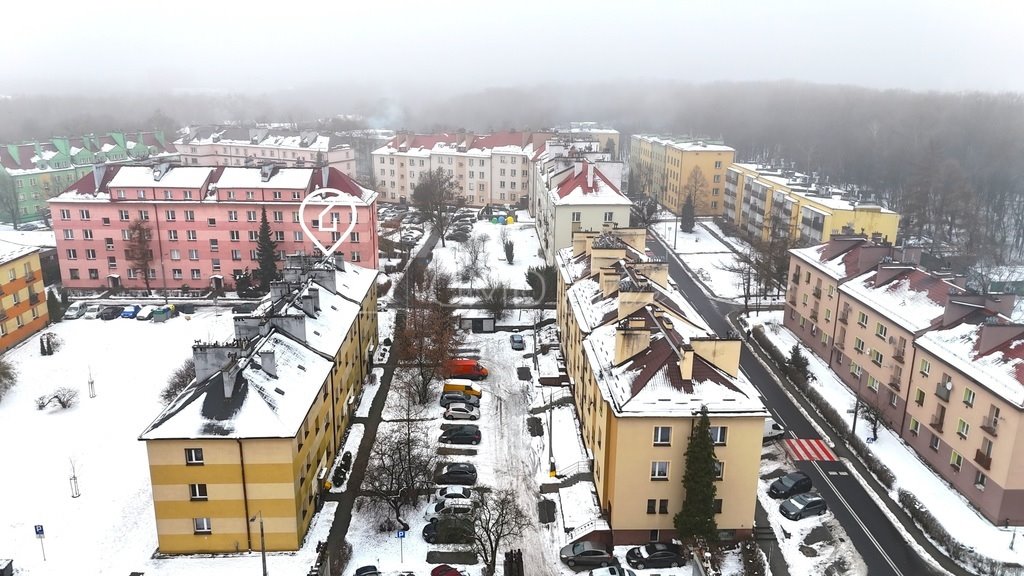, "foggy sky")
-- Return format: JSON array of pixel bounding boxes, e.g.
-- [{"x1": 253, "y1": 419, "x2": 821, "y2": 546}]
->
[{"x1": 3, "y1": 0, "x2": 1022, "y2": 96}]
